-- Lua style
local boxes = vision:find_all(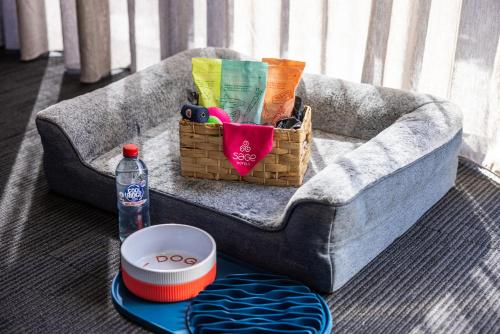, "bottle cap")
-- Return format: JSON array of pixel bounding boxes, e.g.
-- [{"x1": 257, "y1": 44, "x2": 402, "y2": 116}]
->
[{"x1": 123, "y1": 144, "x2": 139, "y2": 158}]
